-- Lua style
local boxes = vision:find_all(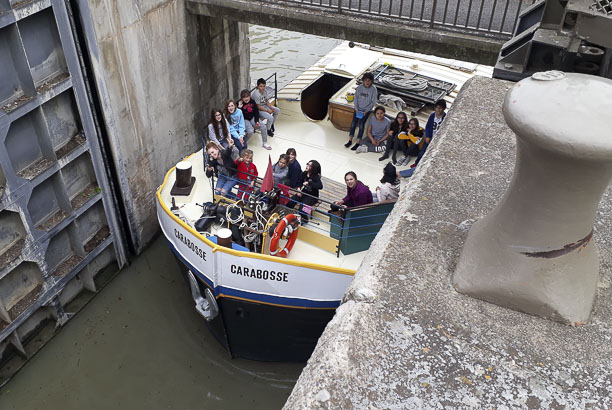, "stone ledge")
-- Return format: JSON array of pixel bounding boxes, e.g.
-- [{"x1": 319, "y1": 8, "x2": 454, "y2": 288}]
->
[{"x1": 285, "y1": 76, "x2": 612, "y2": 408}]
